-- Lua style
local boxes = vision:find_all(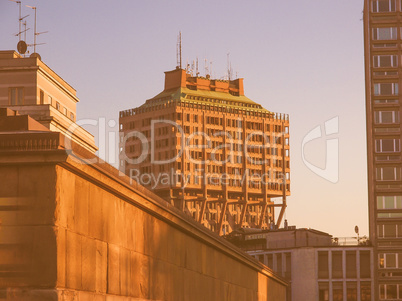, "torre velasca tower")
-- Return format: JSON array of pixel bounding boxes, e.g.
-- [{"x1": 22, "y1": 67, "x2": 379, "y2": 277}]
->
[{"x1": 119, "y1": 67, "x2": 290, "y2": 235}]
